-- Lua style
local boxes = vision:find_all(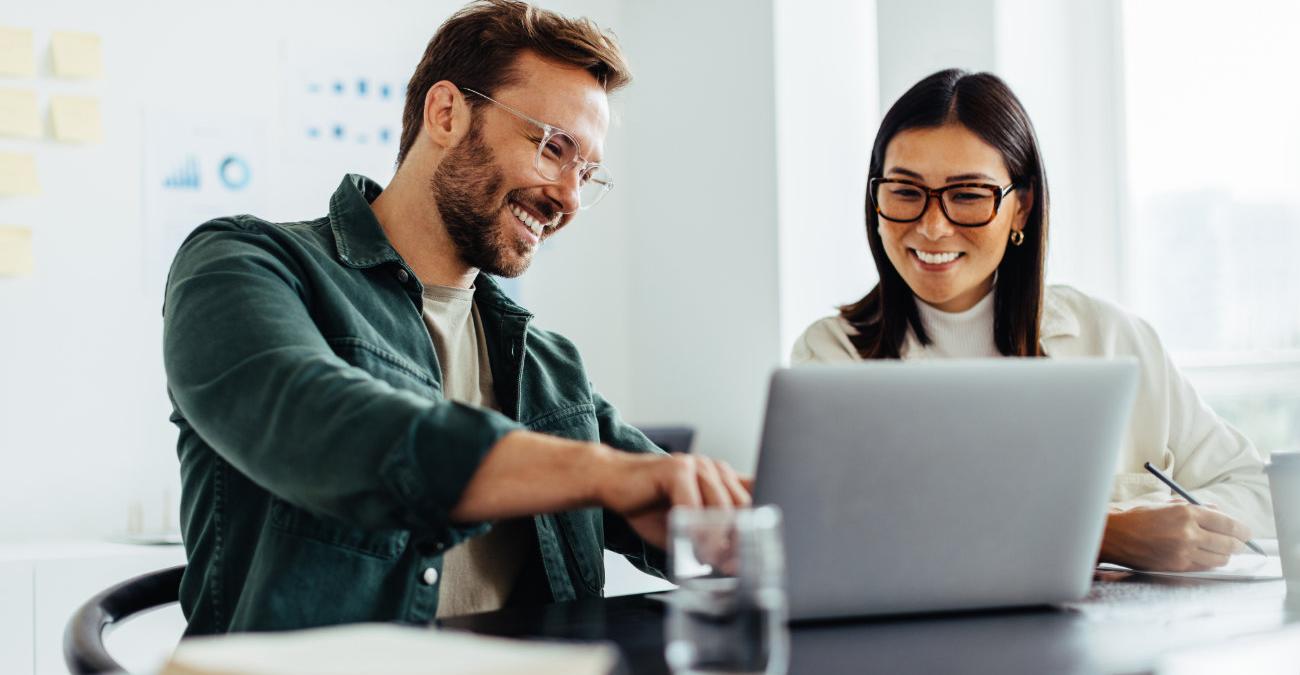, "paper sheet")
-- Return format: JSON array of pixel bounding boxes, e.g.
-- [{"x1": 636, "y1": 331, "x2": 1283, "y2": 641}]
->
[
  {"x1": 49, "y1": 95, "x2": 102, "y2": 142},
  {"x1": 50, "y1": 31, "x2": 102, "y2": 78},
  {"x1": 1098, "y1": 553, "x2": 1282, "y2": 581},
  {"x1": 0, "y1": 226, "x2": 34, "y2": 277},
  {"x1": 0, "y1": 27, "x2": 35, "y2": 77},
  {"x1": 0, "y1": 151, "x2": 40, "y2": 195},
  {"x1": 162, "y1": 622, "x2": 618, "y2": 675},
  {"x1": 0, "y1": 88, "x2": 40, "y2": 138}
]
